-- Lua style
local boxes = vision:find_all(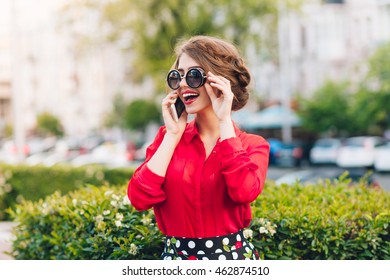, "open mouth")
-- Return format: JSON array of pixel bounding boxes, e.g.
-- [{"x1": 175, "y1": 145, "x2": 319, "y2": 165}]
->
[{"x1": 183, "y1": 93, "x2": 199, "y2": 102}]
